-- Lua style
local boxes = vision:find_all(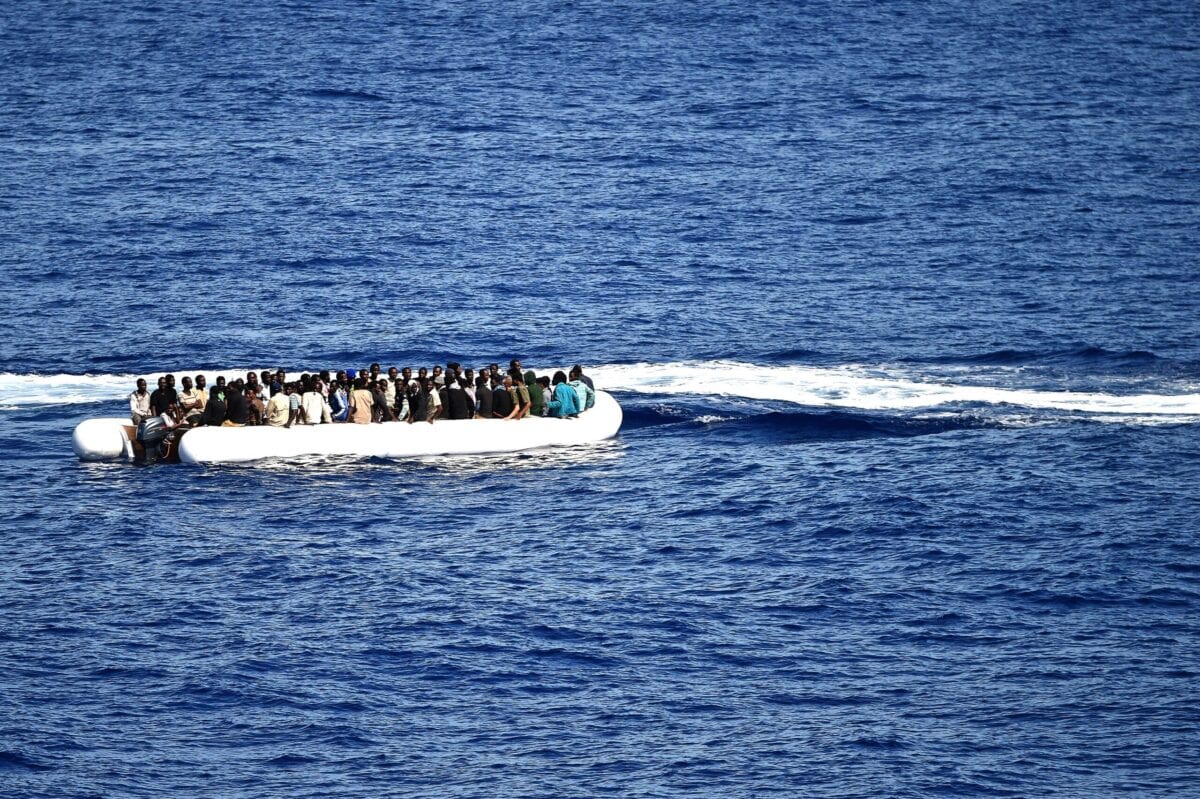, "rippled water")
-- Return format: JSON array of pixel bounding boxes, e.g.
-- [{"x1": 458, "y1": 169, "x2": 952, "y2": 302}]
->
[{"x1": 3, "y1": 1, "x2": 1199, "y2": 797}]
